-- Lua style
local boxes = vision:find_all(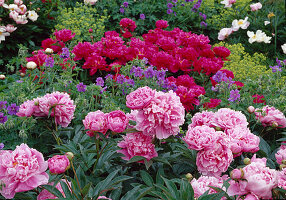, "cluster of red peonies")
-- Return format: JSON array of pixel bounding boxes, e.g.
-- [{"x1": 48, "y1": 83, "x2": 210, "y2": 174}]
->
[
  {"x1": 254, "y1": 105, "x2": 286, "y2": 128},
  {"x1": 16, "y1": 91, "x2": 76, "y2": 127},
  {"x1": 184, "y1": 108, "x2": 260, "y2": 176},
  {"x1": 126, "y1": 86, "x2": 185, "y2": 139},
  {"x1": 83, "y1": 110, "x2": 129, "y2": 137},
  {"x1": 0, "y1": 144, "x2": 49, "y2": 199},
  {"x1": 117, "y1": 132, "x2": 158, "y2": 162},
  {"x1": 71, "y1": 19, "x2": 230, "y2": 76}
]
